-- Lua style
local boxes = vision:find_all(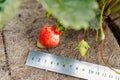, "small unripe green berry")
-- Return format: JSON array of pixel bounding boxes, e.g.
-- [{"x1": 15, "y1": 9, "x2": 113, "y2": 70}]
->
[{"x1": 77, "y1": 40, "x2": 90, "y2": 57}]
